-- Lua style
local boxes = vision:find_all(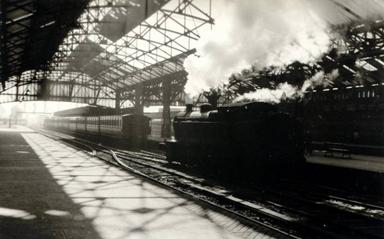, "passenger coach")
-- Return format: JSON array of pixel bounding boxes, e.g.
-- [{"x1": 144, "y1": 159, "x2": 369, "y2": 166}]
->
[{"x1": 45, "y1": 114, "x2": 151, "y2": 146}]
